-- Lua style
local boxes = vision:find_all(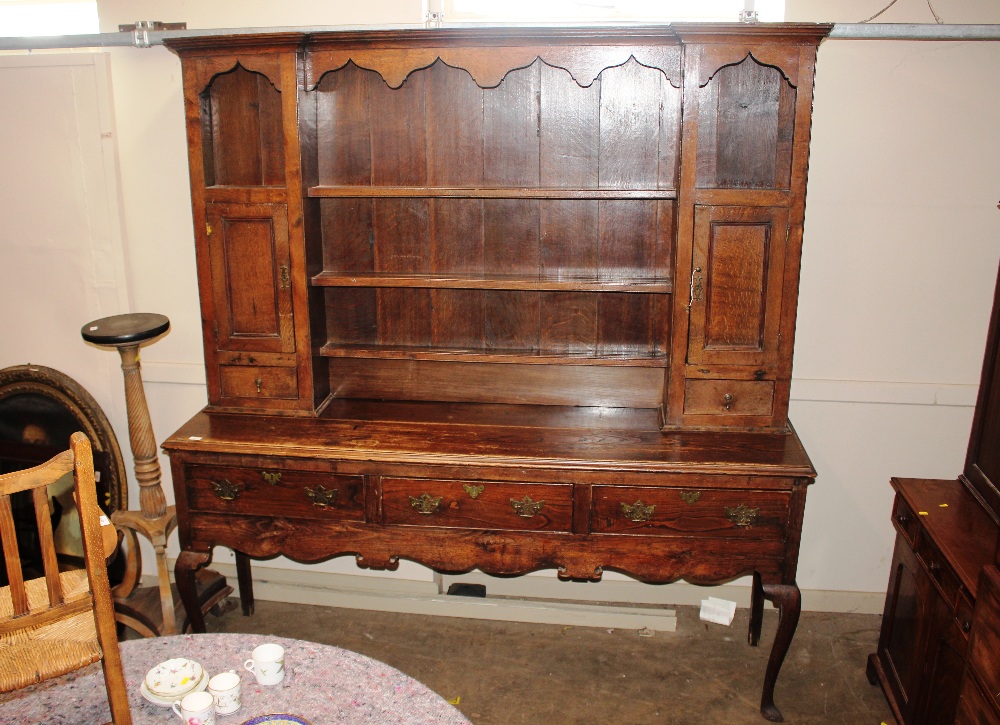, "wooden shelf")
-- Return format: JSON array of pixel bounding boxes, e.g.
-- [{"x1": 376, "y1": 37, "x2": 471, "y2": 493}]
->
[
  {"x1": 318, "y1": 343, "x2": 668, "y2": 367},
  {"x1": 308, "y1": 185, "x2": 677, "y2": 200},
  {"x1": 310, "y1": 271, "x2": 672, "y2": 293}
]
